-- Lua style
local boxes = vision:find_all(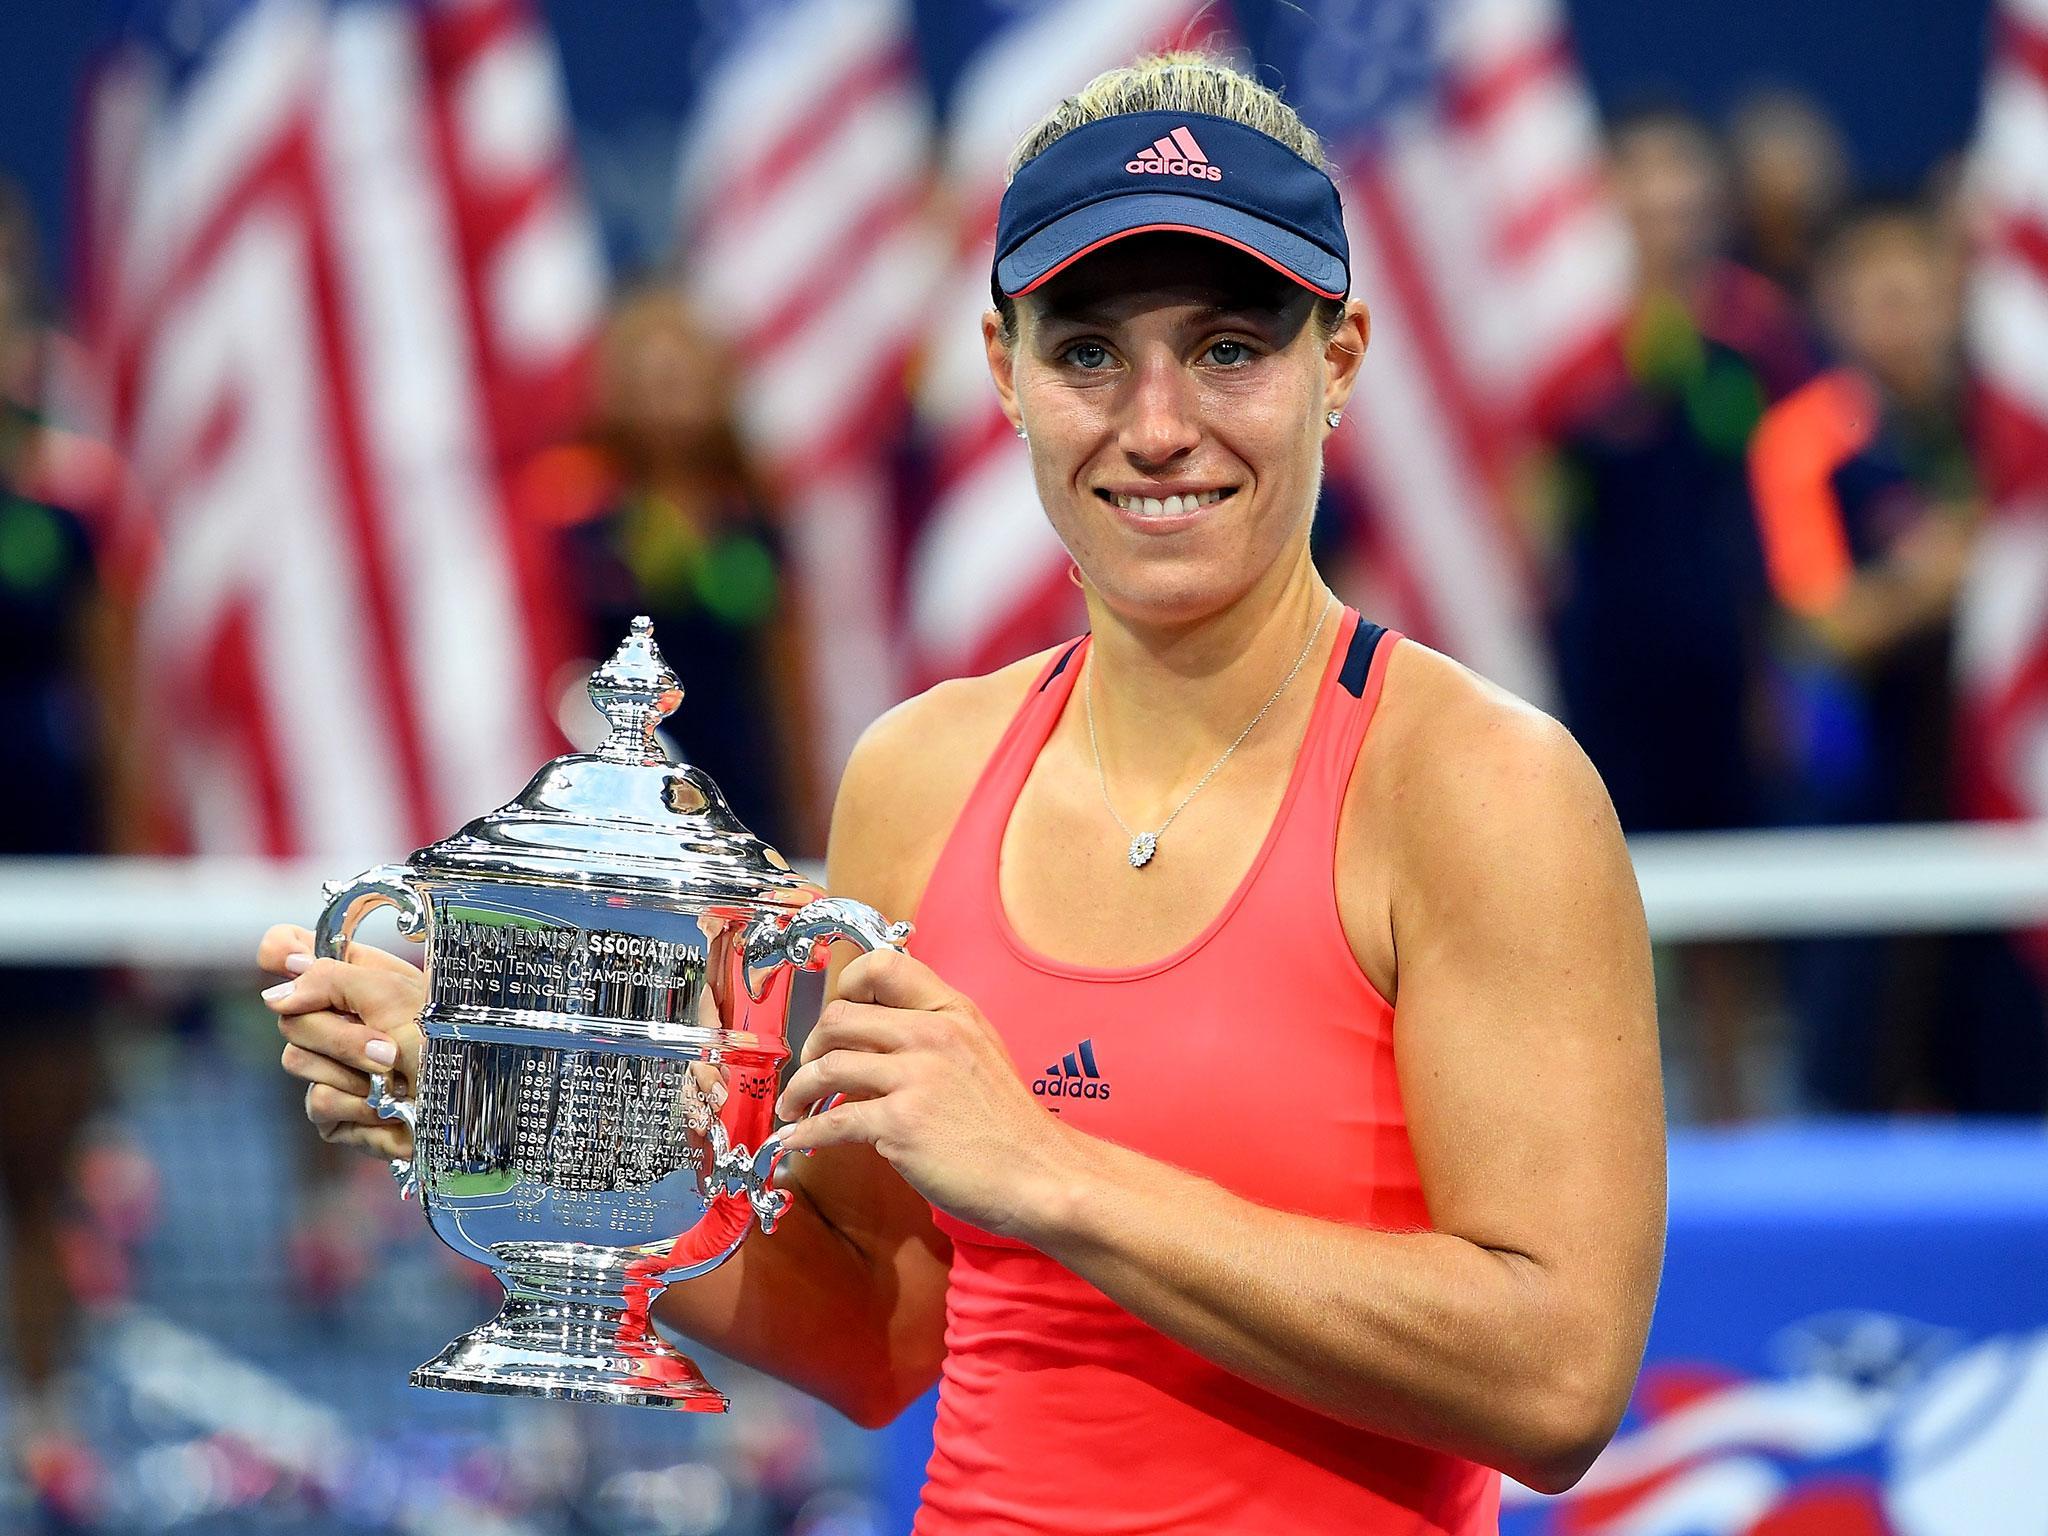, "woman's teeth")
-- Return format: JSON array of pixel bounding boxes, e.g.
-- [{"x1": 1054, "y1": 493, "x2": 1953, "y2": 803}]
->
[{"x1": 1110, "y1": 488, "x2": 1229, "y2": 517}]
